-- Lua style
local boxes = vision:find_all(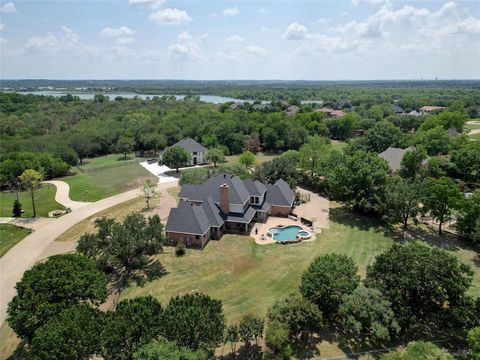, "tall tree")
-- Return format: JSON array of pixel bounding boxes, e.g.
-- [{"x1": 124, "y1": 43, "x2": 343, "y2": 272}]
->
[
  {"x1": 77, "y1": 213, "x2": 164, "y2": 289},
  {"x1": 299, "y1": 136, "x2": 329, "y2": 176},
  {"x1": 160, "y1": 146, "x2": 191, "y2": 173},
  {"x1": 338, "y1": 287, "x2": 399, "y2": 344},
  {"x1": 366, "y1": 243, "x2": 473, "y2": 331},
  {"x1": 400, "y1": 146, "x2": 427, "y2": 179},
  {"x1": 357, "y1": 121, "x2": 404, "y2": 153},
  {"x1": 133, "y1": 340, "x2": 206, "y2": 360},
  {"x1": 116, "y1": 135, "x2": 135, "y2": 159},
  {"x1": 456, "y1": 190, "x2": 480, "y2": 242},
  {"x1": 204, "y1": 148, "x2": 225, "y2": 168},
  {"x1": 328, "y1": 151, "x2": 389, "y2": 214},
  {"x1": 422, "y1": 176, "x2": 462, "y2": 235},
  {"x1": 162, "y1": 293, "x2": 225, "y2": 353},
  {"x1": 7, "y1": 254, "x2": 107, "y2": 341},
  {"x1": 300, "y1": 254, "x2": 360, "y2": 316},
  {"x1": 29, "y1": 305, "x2": 105, "y2": 360},
  {"x1": 102, "y1": 296, "x2": 163, "y2": 360},
  {"x1": 18, "y1": 169, "x2": 42, "y2": 217},
  {"x1": 381, "y1": 176, "x2": 422, "y2": 230}
]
